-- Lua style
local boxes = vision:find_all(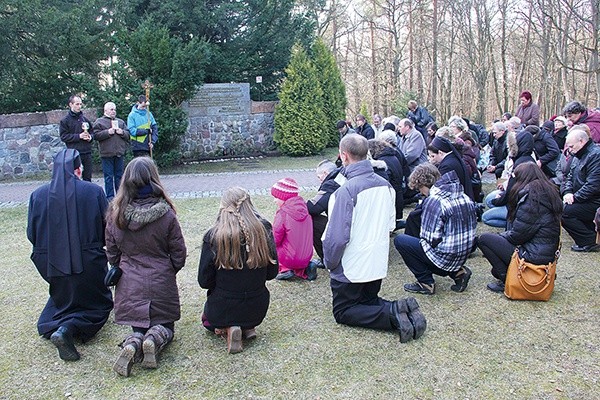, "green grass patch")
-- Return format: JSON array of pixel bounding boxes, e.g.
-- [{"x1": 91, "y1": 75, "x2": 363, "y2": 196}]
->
[{"x1": 0, "y1": 187, "x2": 598, "y2": 399}]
